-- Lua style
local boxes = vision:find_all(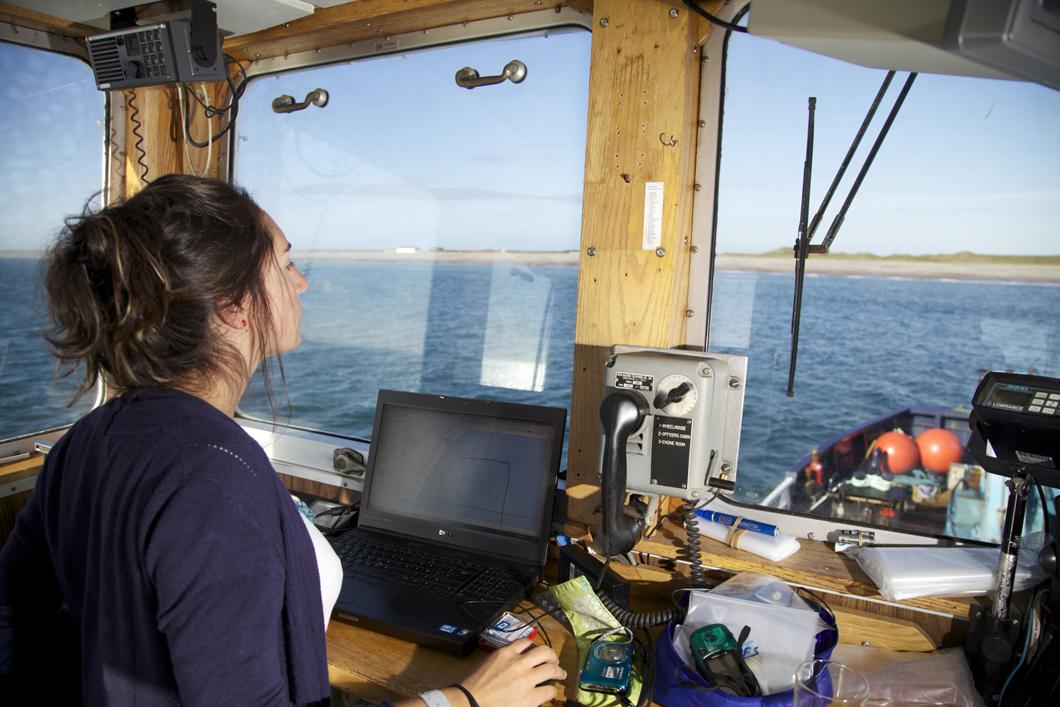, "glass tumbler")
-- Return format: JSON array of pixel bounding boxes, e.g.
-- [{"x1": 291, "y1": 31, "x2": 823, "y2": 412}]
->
[{"x1": 794, "y1": 659, "x2": 870, "y2": 706}]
